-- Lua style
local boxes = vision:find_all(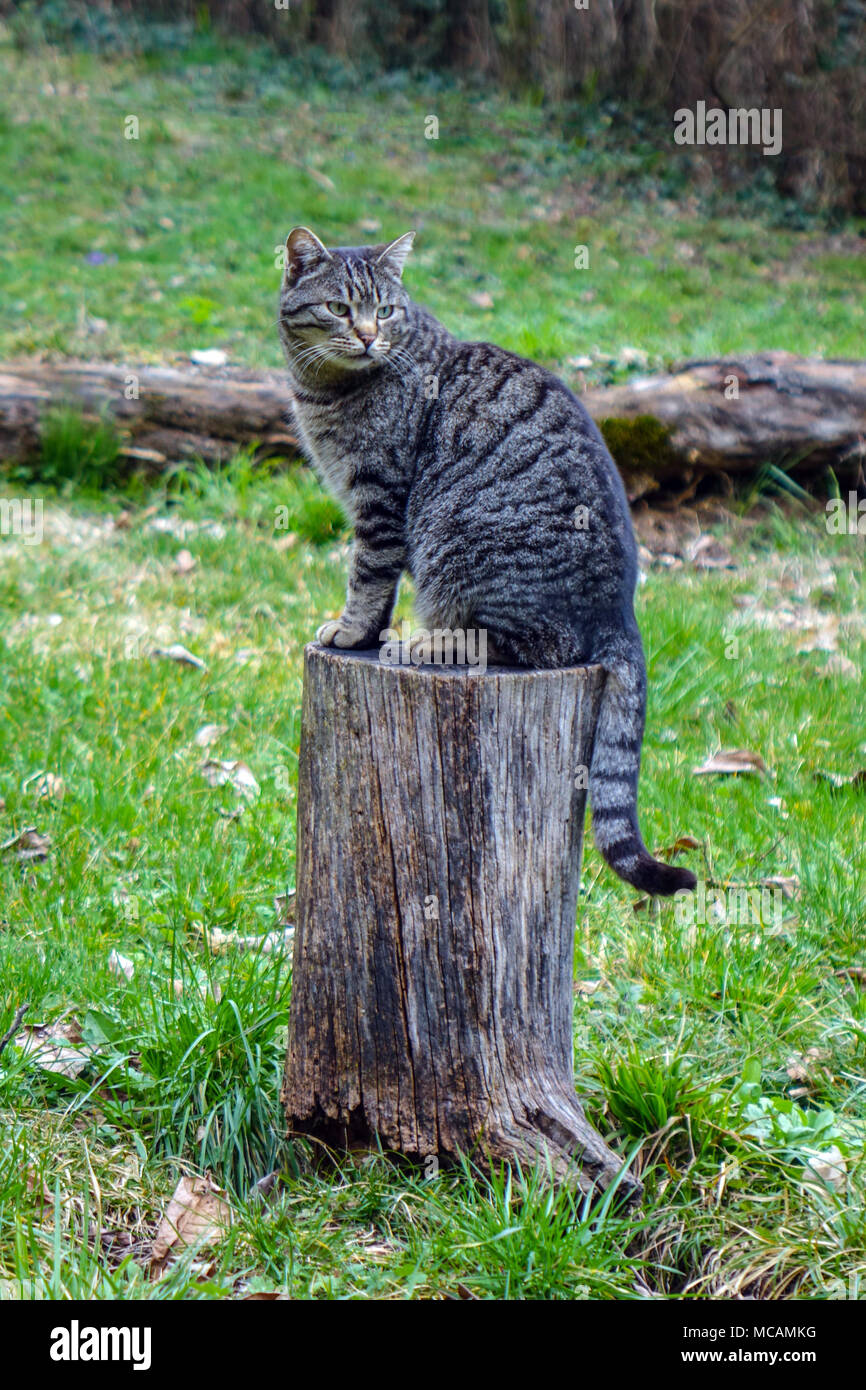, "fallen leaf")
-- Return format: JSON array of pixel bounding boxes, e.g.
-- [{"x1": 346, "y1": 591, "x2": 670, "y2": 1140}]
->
[
  {"x1": 618, "y1": 346, "x2": 649, "y2": 369},
  {"x1": 174, "y1": 549, "x2": 197, "y2": 575},
  {"x1": 108, "y1": 949, "x2": 135, "y2": 983},
  {"x1": 1, "y1": 827, "x2": 51, "y2": 862},
  {"x1": 24, "y1": 772, "x2": 65, "y2": 801},
  {"x1": 150, "y1": 1174, "x2": 232, "y2": 1273},
  {"x1": 25, "y1": 1165, "x2": 54, "y2": 1208},
  {"x1": 692, "y1": 749, "x2": 767, "y2": 776},
  {"x1": 193, "y1": 723, "x2": 228, "y2": 748},
  {"x1": 274, "y1": 892, "x2": 295, "y2": 926},
  {"x1": 758, "y1": 875, "x2": 801, "y2": 899},
  {"x1": 687, "y1": 534, "x2": 736, "y2": 570},
  {"x1": 306, "y1": 165, "x2": 336, "y2": 192},
  {"x1": 796, "y1": 623, "x2": 839, "y2": 654},
  {"x1": 469, "y1": 291, "x2": 494, "y2": 309},
  {"x1": 822, "y1": 653, "x2": 857, "y2": 680},
  {"x1": 786, "y1": 1047, "x2": 830, "y2": 1087},
  {"x1": 195, "y1": 923, "x2": 294, "y2": 956},
  {"x1": 656, "y1": 834, "x2": 702, "y2": 861},
  {"x1": 834, "y1": 966, "x2": 866, "y2": 989},
  {"x1": 813, "y1": 769, "x2": 866, "y2": 791},
  {"x1": 15, "y1": 1020, "x2": 90, "y2": 1077},
  {"x1": 574, "y1": 979, "x2": 604, "y2": 997},
  {"x1": 153, "y1": 643, "x2": 207, "y2": 671},
  {"x1": 200, "y1": 759, "x2": 260, "y2": 800},
  {"x1": 804, "y1": 1146, "x2": 846, "y2": 1192},
  {"x1": 189, "y1": 349, "x2": 227, "y2": 367}
]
